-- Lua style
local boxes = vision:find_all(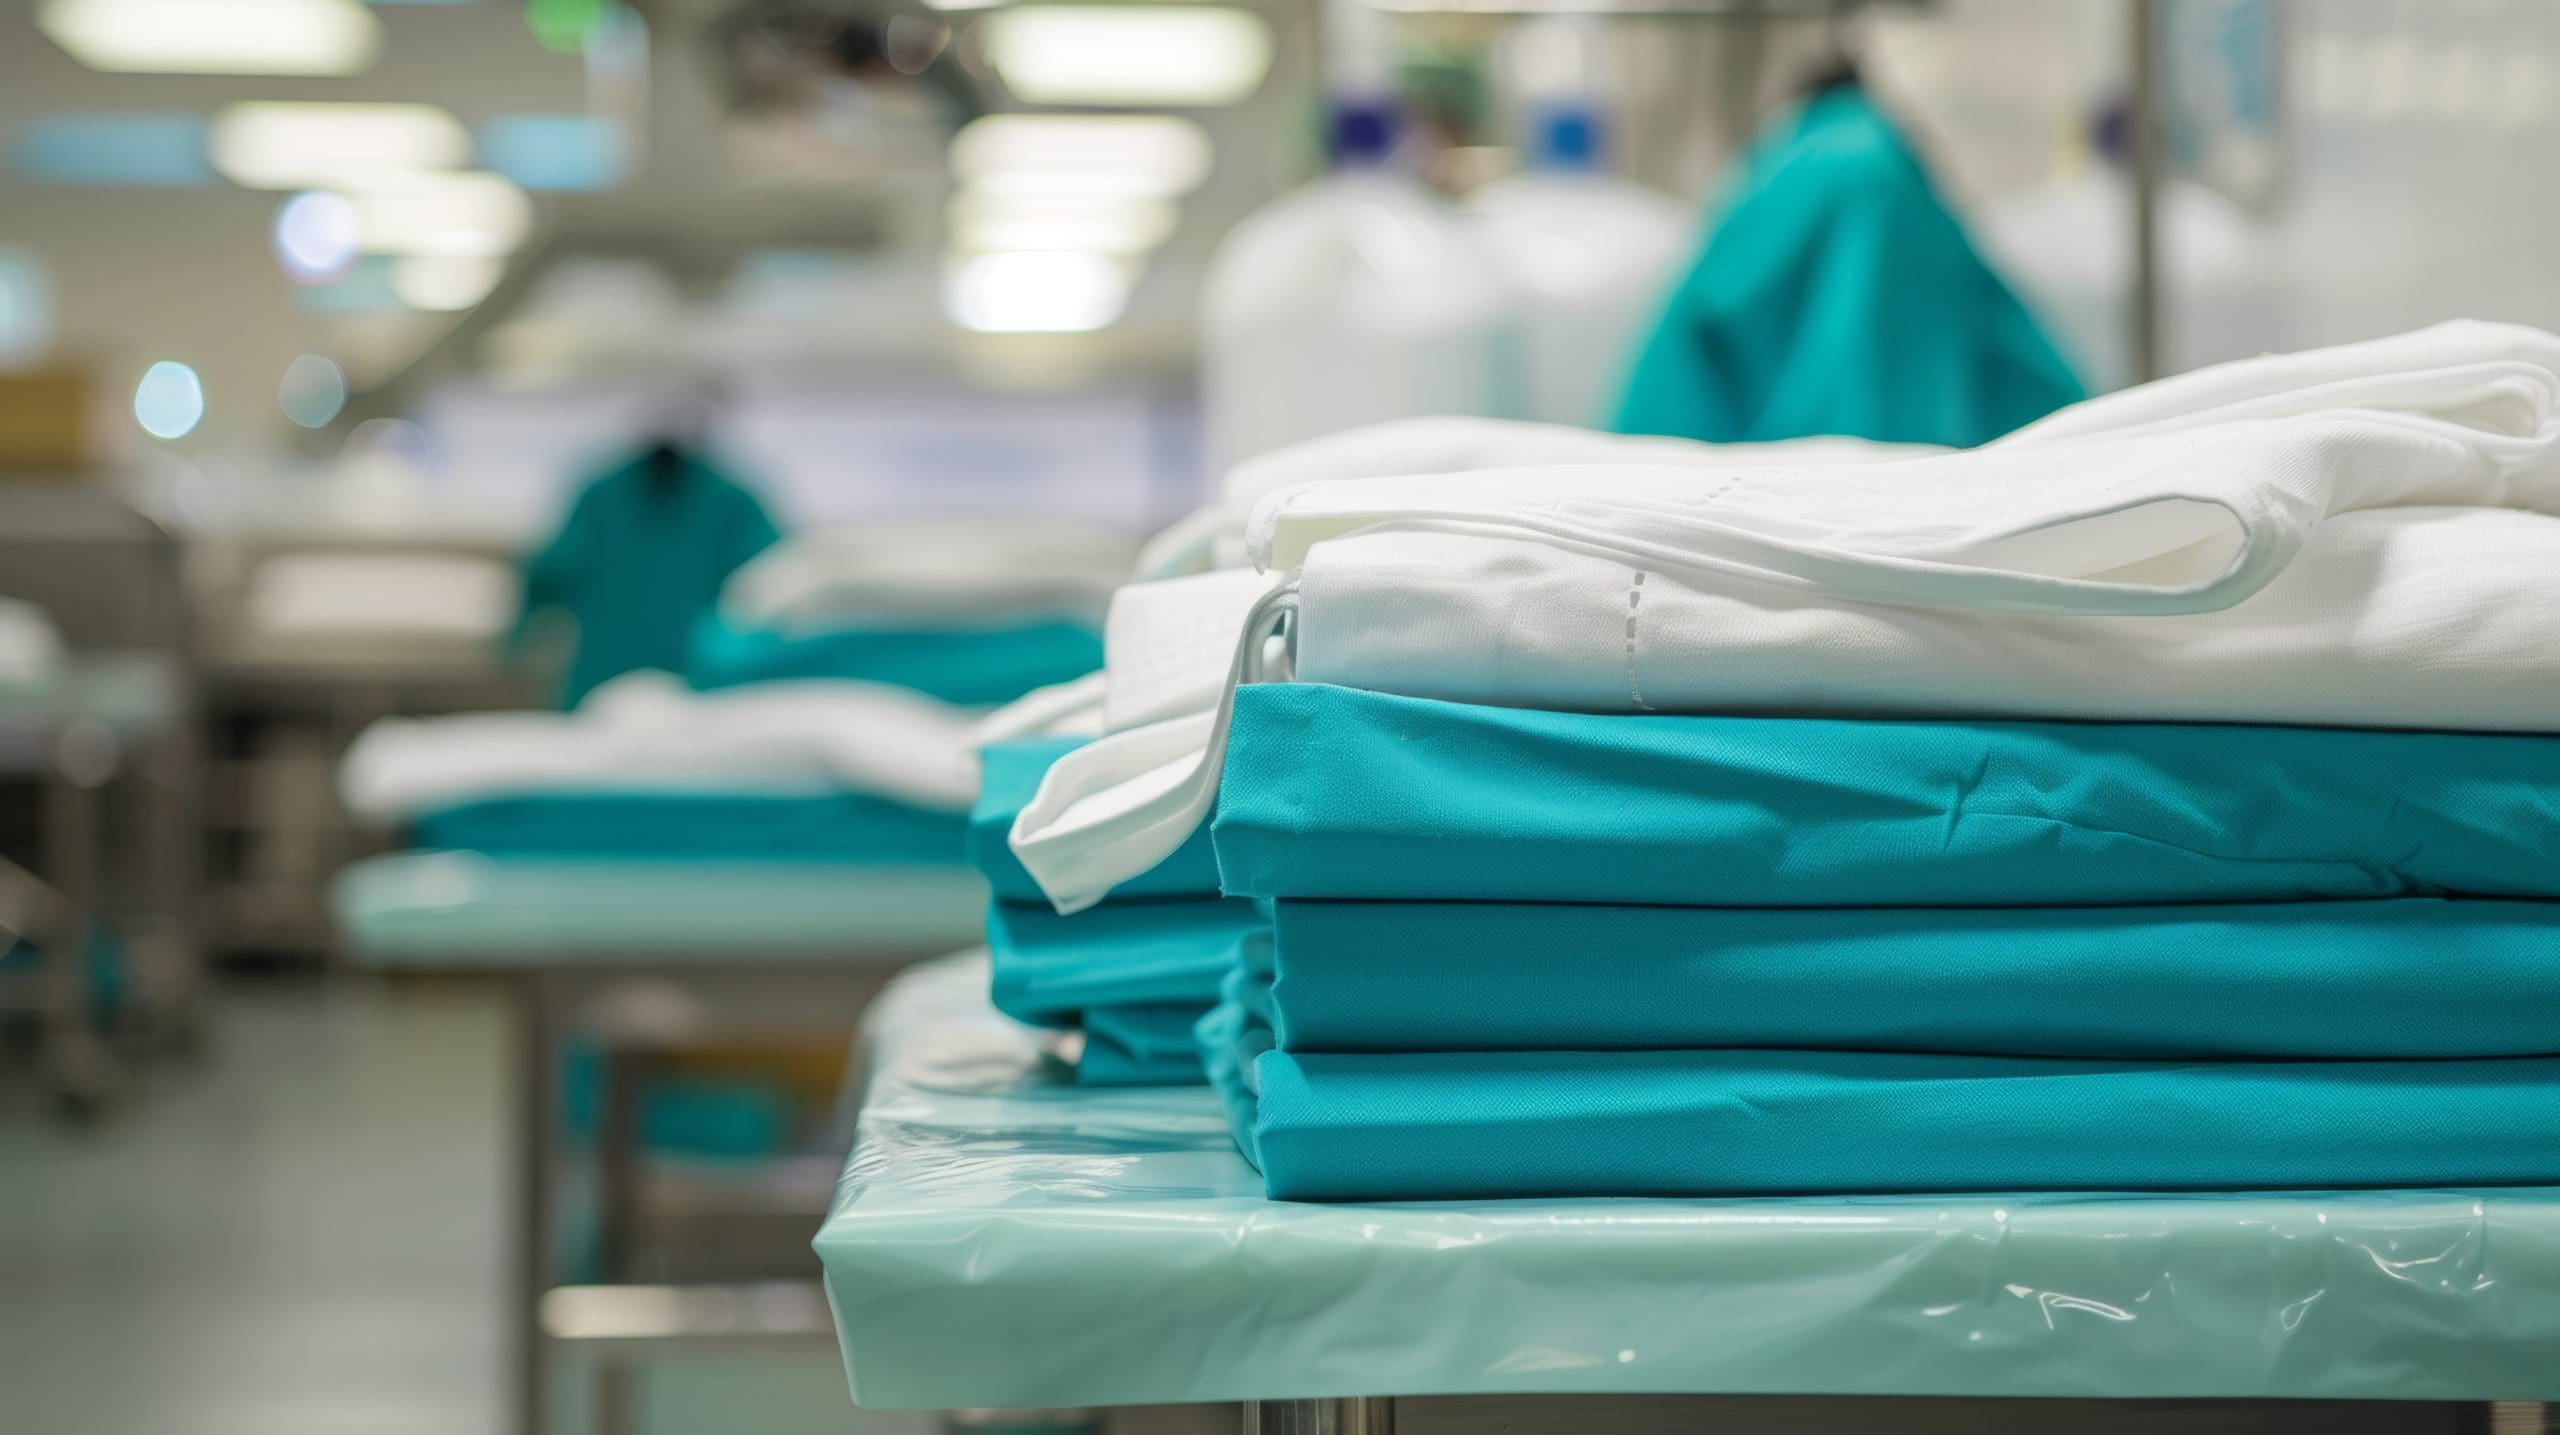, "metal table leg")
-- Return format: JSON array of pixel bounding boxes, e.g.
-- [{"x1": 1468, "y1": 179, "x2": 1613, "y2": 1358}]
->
[
  {"x1": 513, "y1": 972, "x2": 557, "y2": 1435},
  {"x1": 1243, "y1": 1399, "x2": 1394, "y2": 1435}
]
